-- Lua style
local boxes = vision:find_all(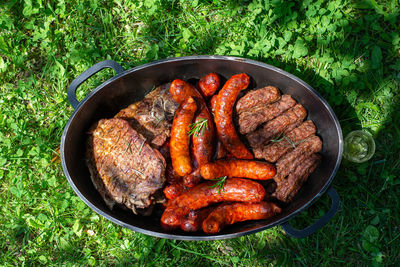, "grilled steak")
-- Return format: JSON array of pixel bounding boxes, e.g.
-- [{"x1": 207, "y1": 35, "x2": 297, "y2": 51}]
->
[
  {"x1": 86, "y1": 118, "x2": 166, "y2": 214},
  {"x1": 238, "y1": 95, "x2": 296, "y2": 134},
  {"x1": 272, "y1": 153, "x2": 321, "y2": 202},
  {"x1": 254, "y1": 120, "x2": 317, "y2": 161},
  {"x1": 275, "y1": 135, "x2": 322, "y2": 179},
  {"x1": 235, "y1": 86, "x2": 281, "y2": 114},
  {"x1": 246, "y1": 104, "x2": 307, "y2": 147},
  {"x1": 115, "y1": 83, "x2": 178, "y2": 147}
]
